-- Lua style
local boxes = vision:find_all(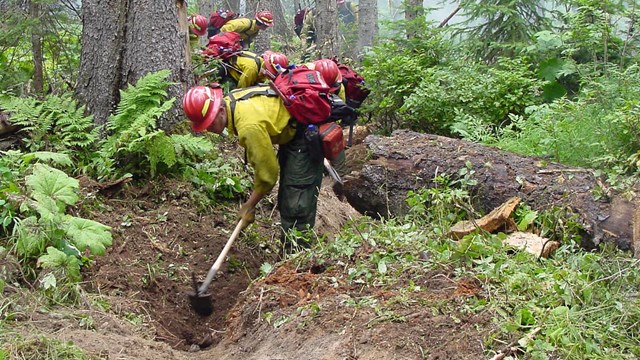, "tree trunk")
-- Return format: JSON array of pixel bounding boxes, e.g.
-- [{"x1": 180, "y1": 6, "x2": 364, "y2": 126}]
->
[
  {"x1": 29, "y1": 0, "x2": 44, "y2": 94},
  {"x1": 357, "y1": 0, "x2": 377, "y2": 56},
  {"x1": 76, "y1": 0, "x2": 192, "y2": 129},
  {"x1": 342, "y1": 130, "x2": 640, "y2": 256},
  {"x1": 247, "y1": 0, "x2": 272, "y2": 54},
  {"x1": 404, "y1": 0, "x2": 423, "y2": 39},
  {"x1": 314, "y1": 0, "x2": 340, "y2": 57},
  {"x1": 197, "y1": 0, "x2": 215, "y2": 45},
  {"x1": 197, "y1": 0, "x2": 214, "y2": 16},
  {"x1": 272, "y1": 0, "x2": 295, "y2": 44}
]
